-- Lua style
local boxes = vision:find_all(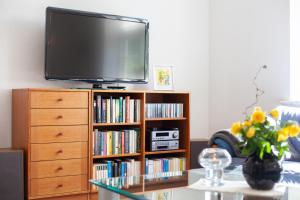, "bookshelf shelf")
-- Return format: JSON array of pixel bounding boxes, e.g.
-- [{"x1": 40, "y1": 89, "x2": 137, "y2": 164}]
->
[
  {"x1": 145, "y1": 117, "x2": 186, "y2": 121},
  {"x1": 145, "y1": 149, "x2": 186, "y2": 155},
  {"x1": 93, "y1": 122, "x2": 141, "y2": 126},
  {"x1": 93, "y1": 153, "x2": 141, "y2": 159}
]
